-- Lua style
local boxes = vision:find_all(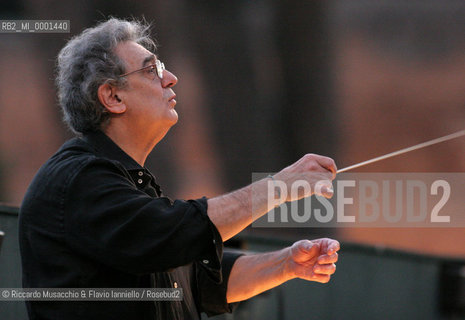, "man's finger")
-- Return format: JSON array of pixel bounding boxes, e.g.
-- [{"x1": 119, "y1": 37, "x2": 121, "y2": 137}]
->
[
  {"x1": 320, "y1": 185, "x2": 334, "y2": 199},
  {"x1": 311, "y1": 274, "x2": 331, "y2": 283},
  {"x1": 314, "y1": 180, "x2": 334, "y2": 199},
  {"x1": 327, "y1": 241, "x2": 340, "y2": 255},
  {"x1": 300, "y1": 241, "x2": 319, "y2": 254},
  {"x1": 313, "y1": 263, "x2": 336, "y2": 275},
  {"x1": 317, "y1": 252, "x2": 338, "y2": 264},
  {"x1": 315, "y1": 156, "x2": 337, "y2": 179}
]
